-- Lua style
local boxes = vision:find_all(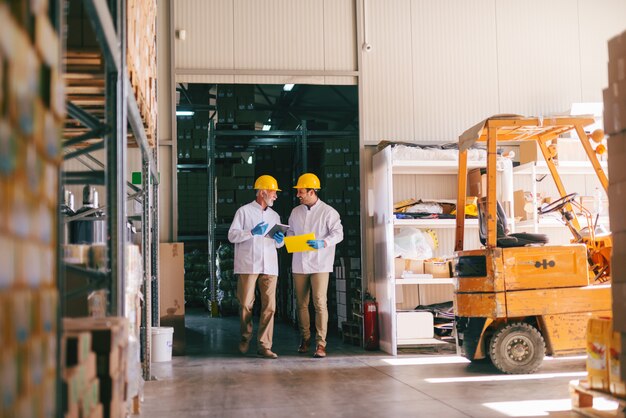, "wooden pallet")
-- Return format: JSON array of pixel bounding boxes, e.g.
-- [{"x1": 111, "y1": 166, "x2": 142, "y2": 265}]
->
[
  {"x1": 570, "y1": 379, "x2": 626, "y2": 417},
  {"x1": 63, "y1": 49, "x2": 156, "y2": 147}
]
